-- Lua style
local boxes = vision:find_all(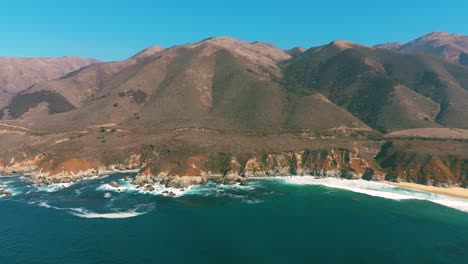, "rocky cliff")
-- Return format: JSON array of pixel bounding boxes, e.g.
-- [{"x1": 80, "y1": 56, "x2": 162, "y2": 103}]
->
[{"x1": 1, "y1": 139, "x2": 466, "y2": 189}]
